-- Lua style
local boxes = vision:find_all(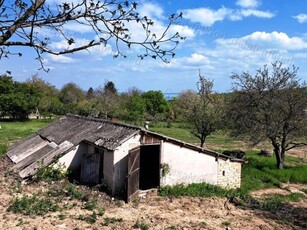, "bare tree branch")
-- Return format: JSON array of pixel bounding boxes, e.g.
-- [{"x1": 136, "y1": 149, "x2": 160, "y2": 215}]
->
[{"x1": 0, "y1": 0, "x2": 184, "y2": 70}]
